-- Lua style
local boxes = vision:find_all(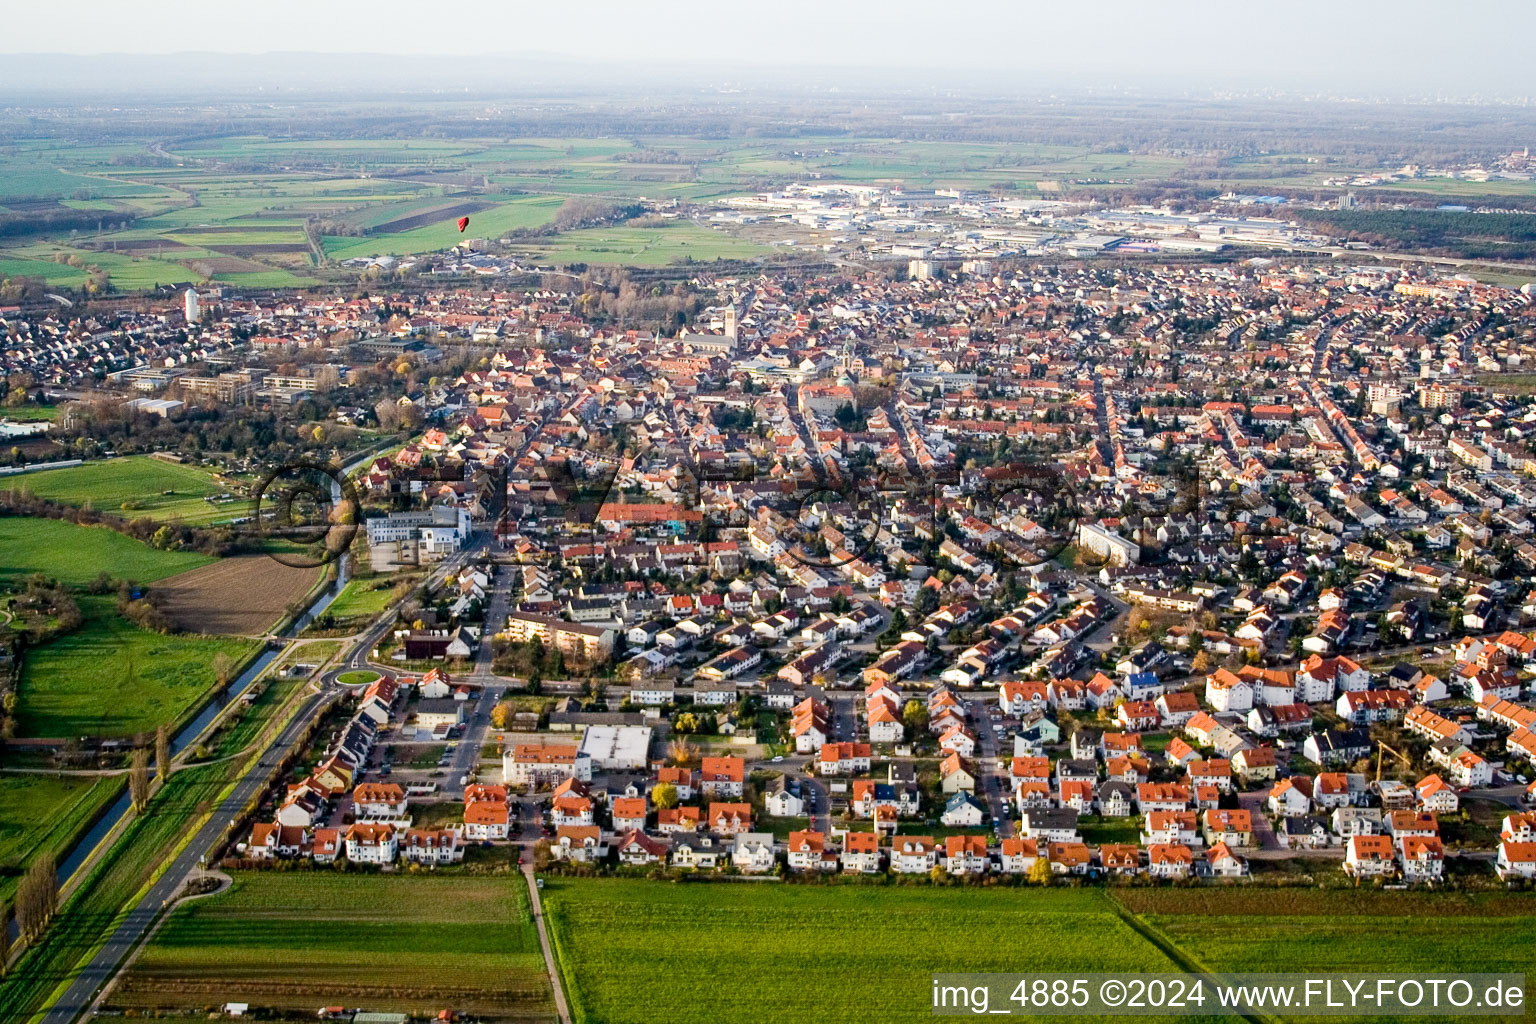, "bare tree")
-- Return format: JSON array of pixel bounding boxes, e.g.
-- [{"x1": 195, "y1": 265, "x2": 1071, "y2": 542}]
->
[
  {"x1": 212, "y1": 652, "x2": 235, "y2": 689},
  {"x1": 130, "y1": 748, "x2": 151, "y2": 810},
  {"x1": 374, "y1": 398, "x2": 403, "y2": 431},
  {"x1": 155, "y1": 723, "x2": 171, "y2": 783}
]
